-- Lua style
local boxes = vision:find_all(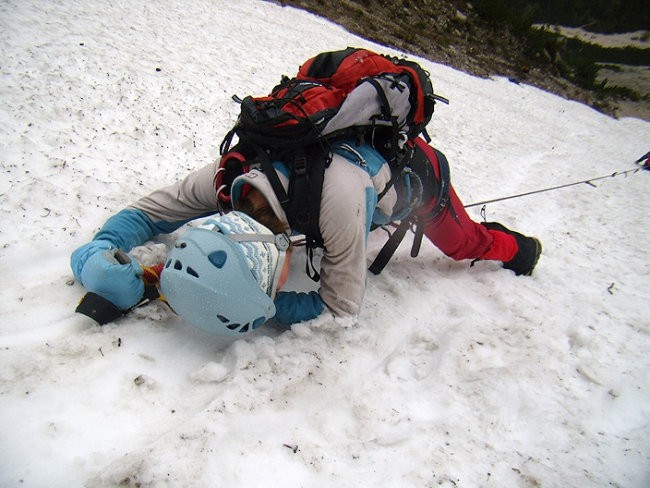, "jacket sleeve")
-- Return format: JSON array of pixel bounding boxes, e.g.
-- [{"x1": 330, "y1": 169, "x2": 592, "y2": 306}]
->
[
  {"x1": 273, "y1": 291, "x2": 326, "y2": 325},
  {"x1": 317, "y1": 156, "x2": 376, "y2": 318},
  {"x1": 92, "y1": 208, "x2": 166, "y2": 251}
]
